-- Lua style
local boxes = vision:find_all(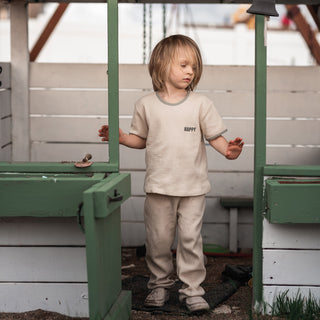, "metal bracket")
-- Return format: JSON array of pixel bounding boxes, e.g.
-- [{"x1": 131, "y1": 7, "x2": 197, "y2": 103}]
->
[{"x1": 108, "y1": 189, "x2": 123, "y2": 203}]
